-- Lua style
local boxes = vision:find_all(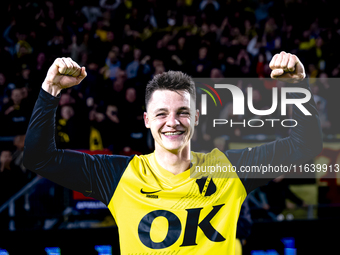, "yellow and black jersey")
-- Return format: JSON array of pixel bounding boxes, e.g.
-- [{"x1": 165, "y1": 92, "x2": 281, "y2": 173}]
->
[
  {"x1": 109, "y1": 149, "x2": 245, "y2": 254},
  {"x1": 24, "y1": 79, "x2": 322, "y2": 254}
]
